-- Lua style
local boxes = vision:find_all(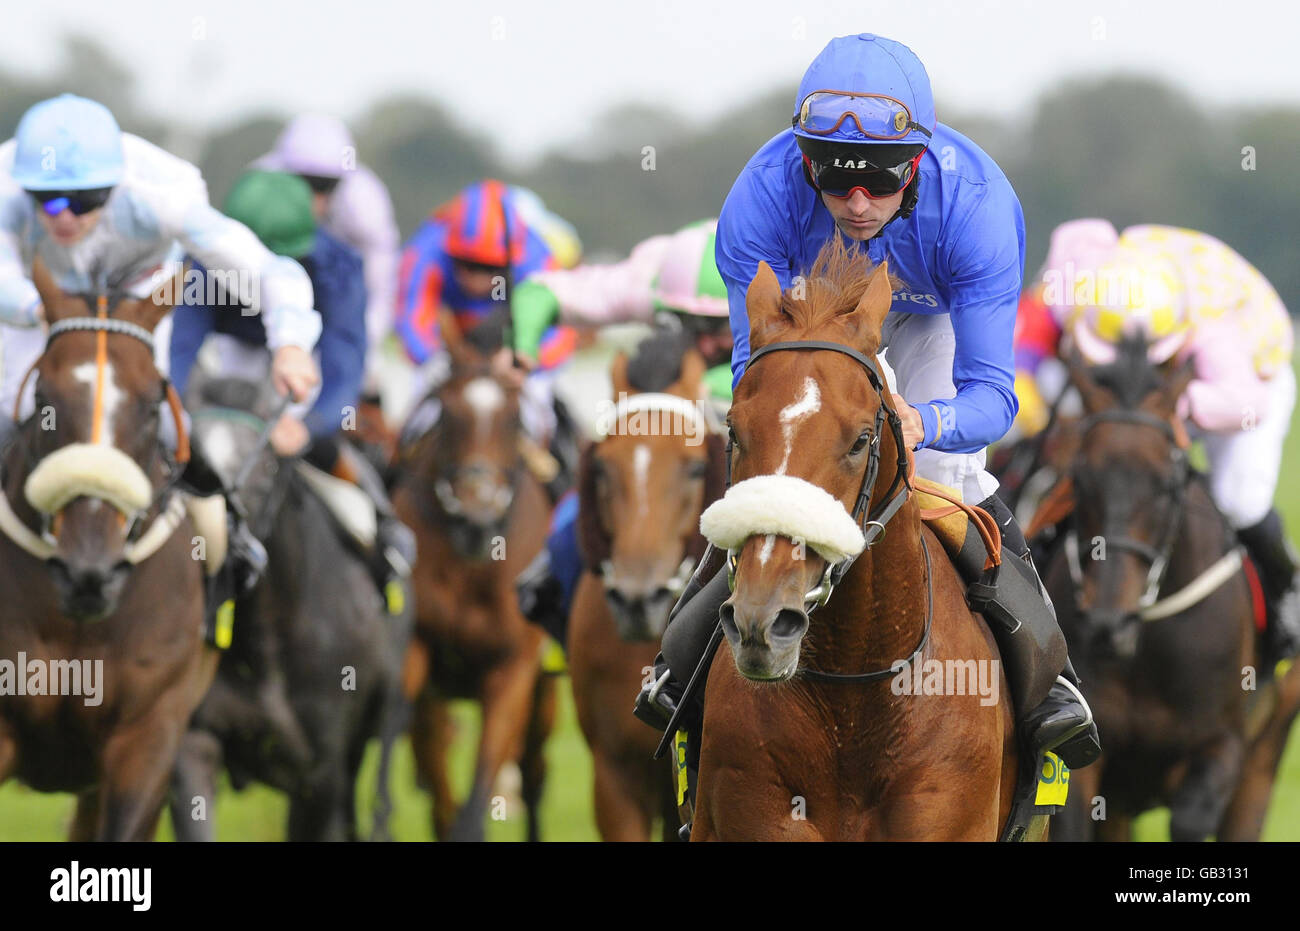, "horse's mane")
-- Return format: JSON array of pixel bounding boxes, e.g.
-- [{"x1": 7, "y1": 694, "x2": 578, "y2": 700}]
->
[
  {"x1": 1089, "y1": 334, "x2": 1164, "y2": 408},
  {"x1": 626, "y1": 327, "x2": 692, "y2": 393},
  {"x1": 779, "y1": 236, "x2": 904, "y2": 331}
]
